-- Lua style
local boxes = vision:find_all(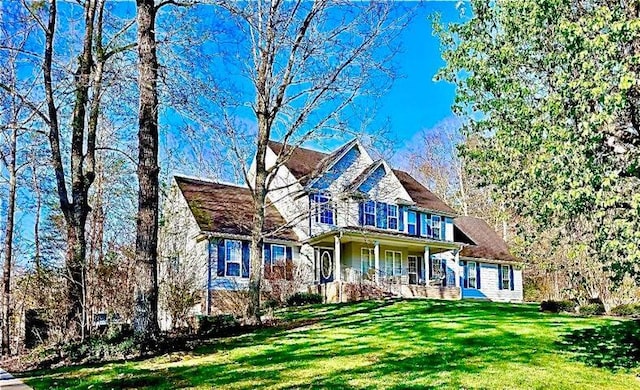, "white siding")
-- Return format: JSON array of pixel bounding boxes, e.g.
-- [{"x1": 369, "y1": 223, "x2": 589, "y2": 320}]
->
[
  {"x1": 460, "y1": 260, "x2": 523, "y2": 302},
  {"x1": 158, "y1": 180, "x2": 210, "y2": 329}
]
